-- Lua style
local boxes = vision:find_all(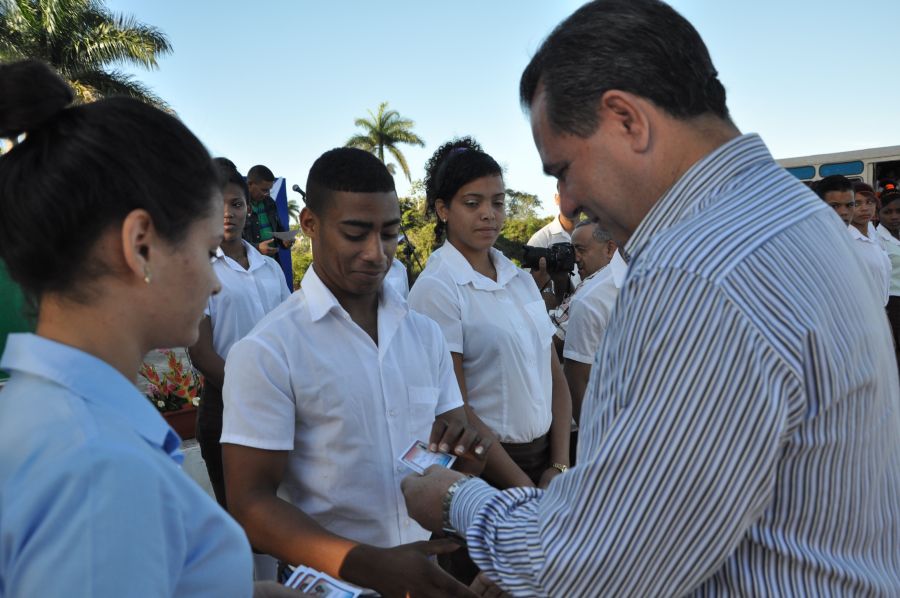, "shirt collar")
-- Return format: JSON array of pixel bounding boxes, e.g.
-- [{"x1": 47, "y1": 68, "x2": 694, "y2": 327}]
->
[
  {"x1": 0, "y1": 333, "x2": 183, "y2": 462},
  {"x1": 624, "y1": 134, "x2": 772, "y2": 262},
  {"x1": 436, "y1": 241, "x2": 519, "y2": 290},
  {"x1": 848, "y1": 224, "x2": 876, "y2": 244},
  {"x1": 877, "y1": 224, "x2": 900, "y2": 246},
  {"x1": 215, "y1": 240, "x2": 267, "y2": 273},
  {"x1": 548, "y1": 215, "x2": 566, "y2": 236},
  {"x1": 301, "y1": 263, "x2": 409, "y2": 327}
]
